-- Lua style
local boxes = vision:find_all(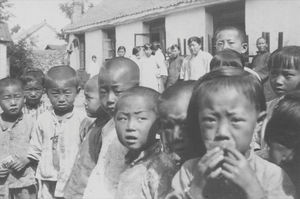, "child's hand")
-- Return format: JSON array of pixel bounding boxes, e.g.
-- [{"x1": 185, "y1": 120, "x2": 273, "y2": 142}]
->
[
  {"x1": 10, "y1": 156, "x2": 30, "y2": 172},
  {"x1": 192, "y1": 147, "x2": 224, "y2": 185},
  {"x1": 221, "y1": 147, "x2": 266, "y2": 199},
  {"x1": 0, "y1": 168, "x2": 9, "y2": 178}
]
